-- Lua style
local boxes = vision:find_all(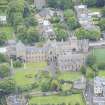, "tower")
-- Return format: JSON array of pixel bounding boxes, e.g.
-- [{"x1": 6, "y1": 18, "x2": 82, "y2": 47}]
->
[
  {"x1": 34, "y1": 0, "x2": 46, "y2": 10},
  {"x1": 16, "y1": 41, "x2": 26, "y2": 61}
]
